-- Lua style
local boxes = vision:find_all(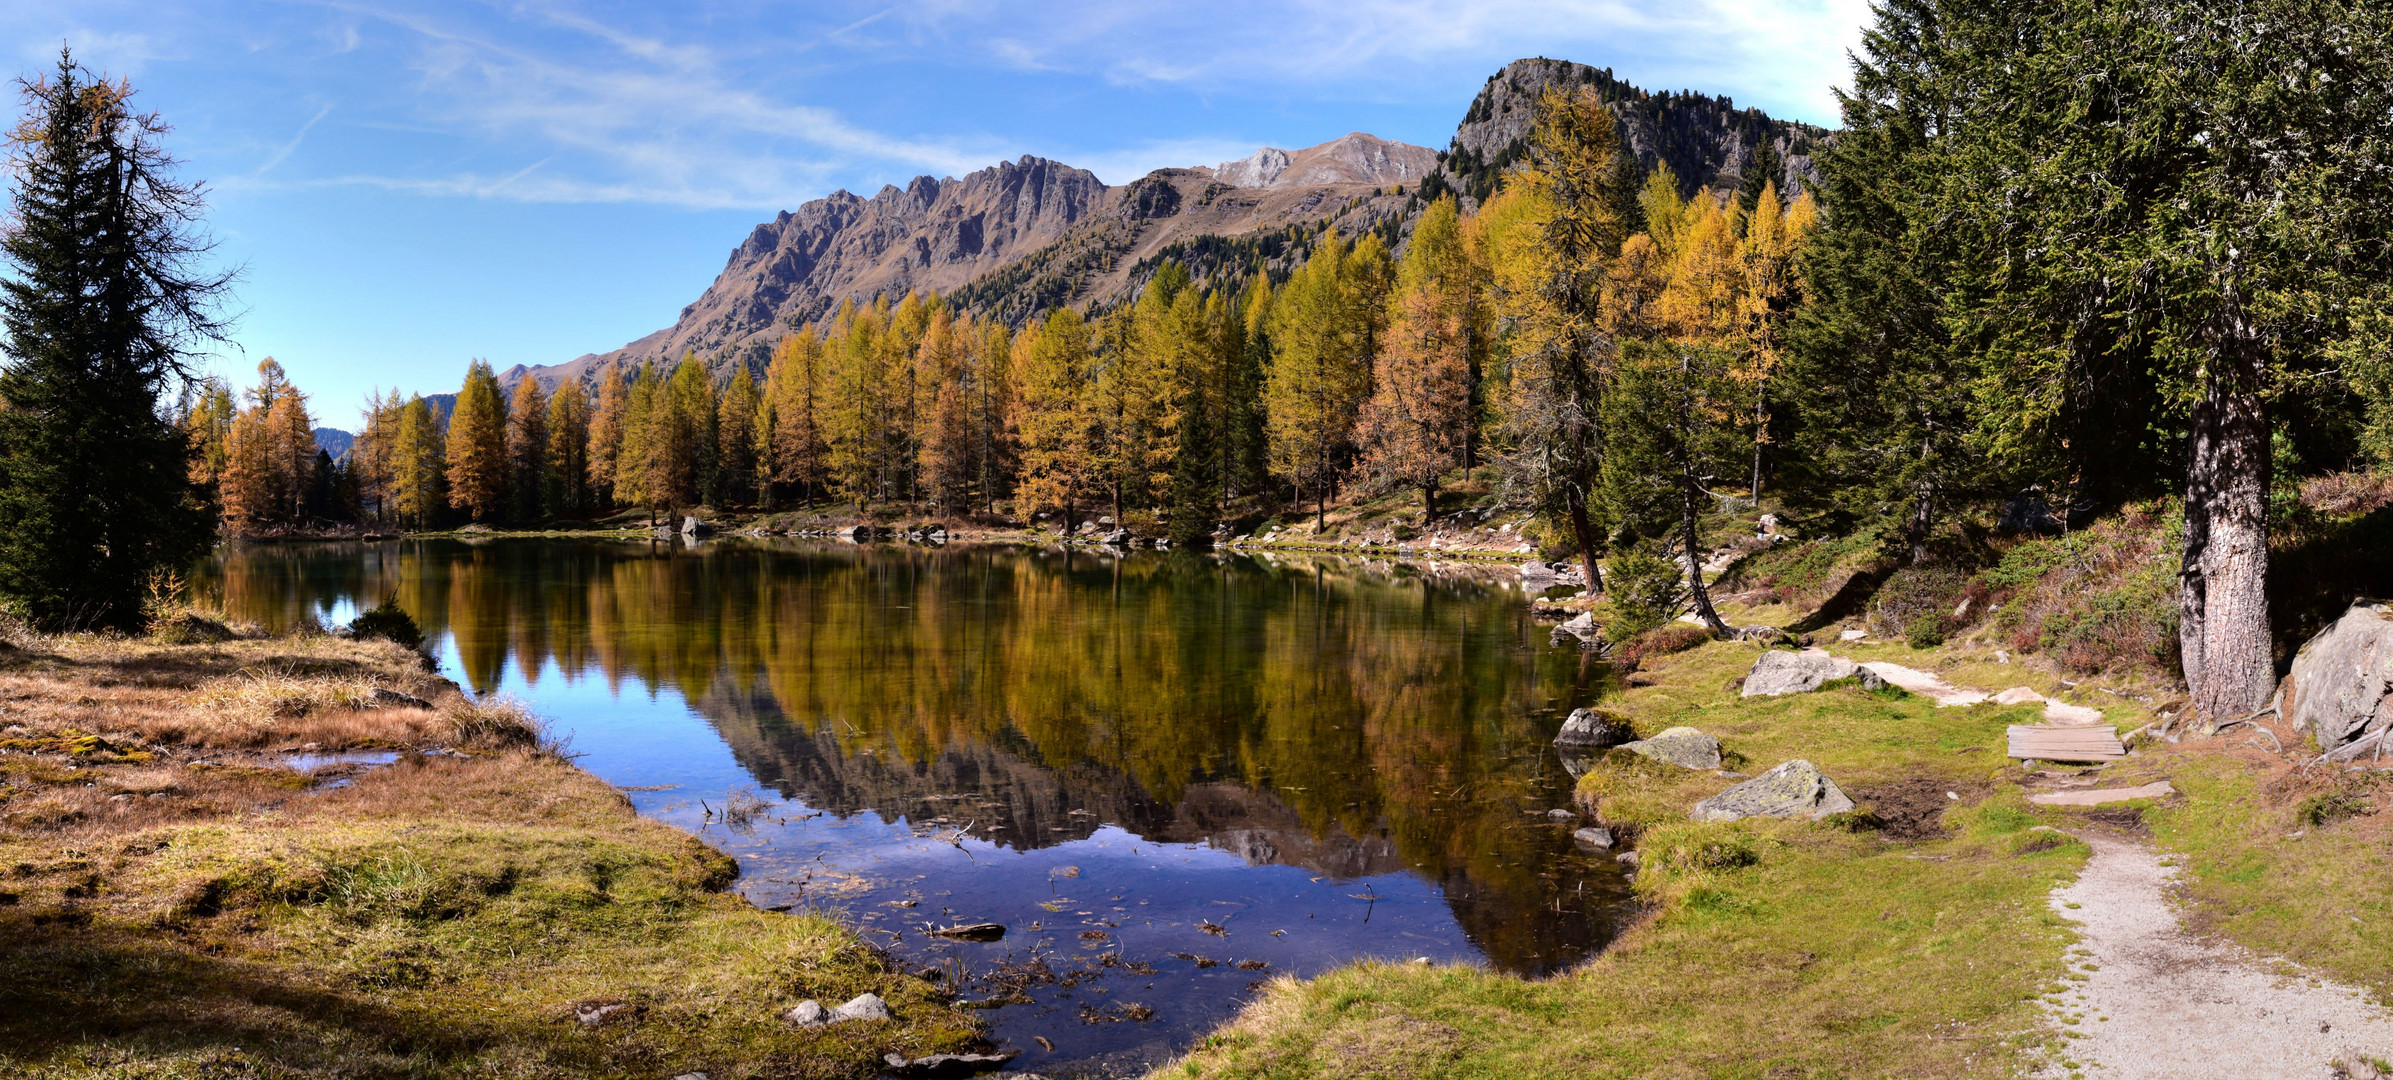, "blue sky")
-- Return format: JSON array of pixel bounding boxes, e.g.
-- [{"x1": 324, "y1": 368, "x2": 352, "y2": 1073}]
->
[{"x1": 9, "y1": 1, "x2": 1870, "y2": 430}]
